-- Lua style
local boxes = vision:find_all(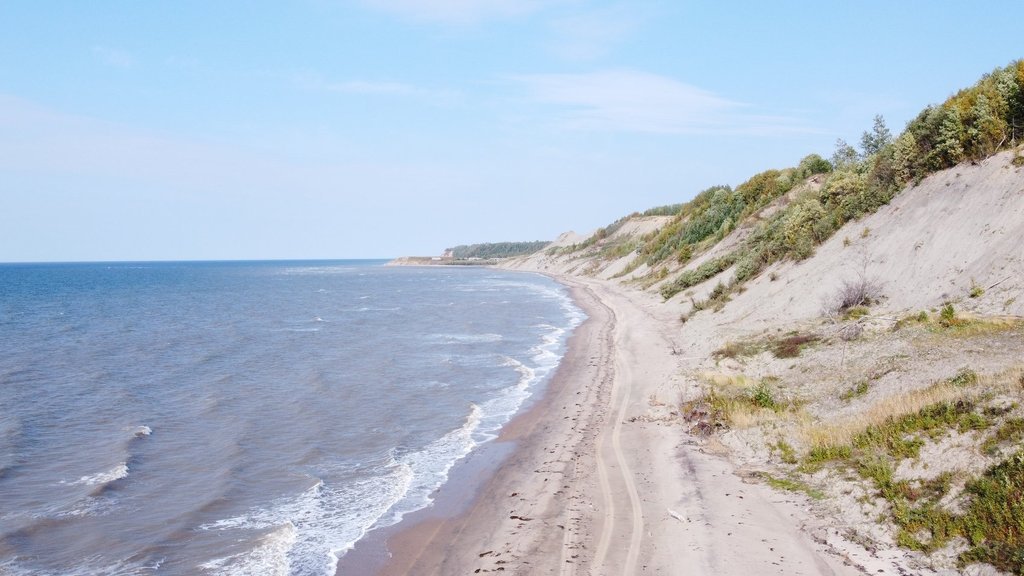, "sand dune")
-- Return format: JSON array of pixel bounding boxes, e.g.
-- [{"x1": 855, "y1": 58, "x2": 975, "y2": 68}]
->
[{"x1": 368, "y1": 151, "x2": 1023, "y2": 575}]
